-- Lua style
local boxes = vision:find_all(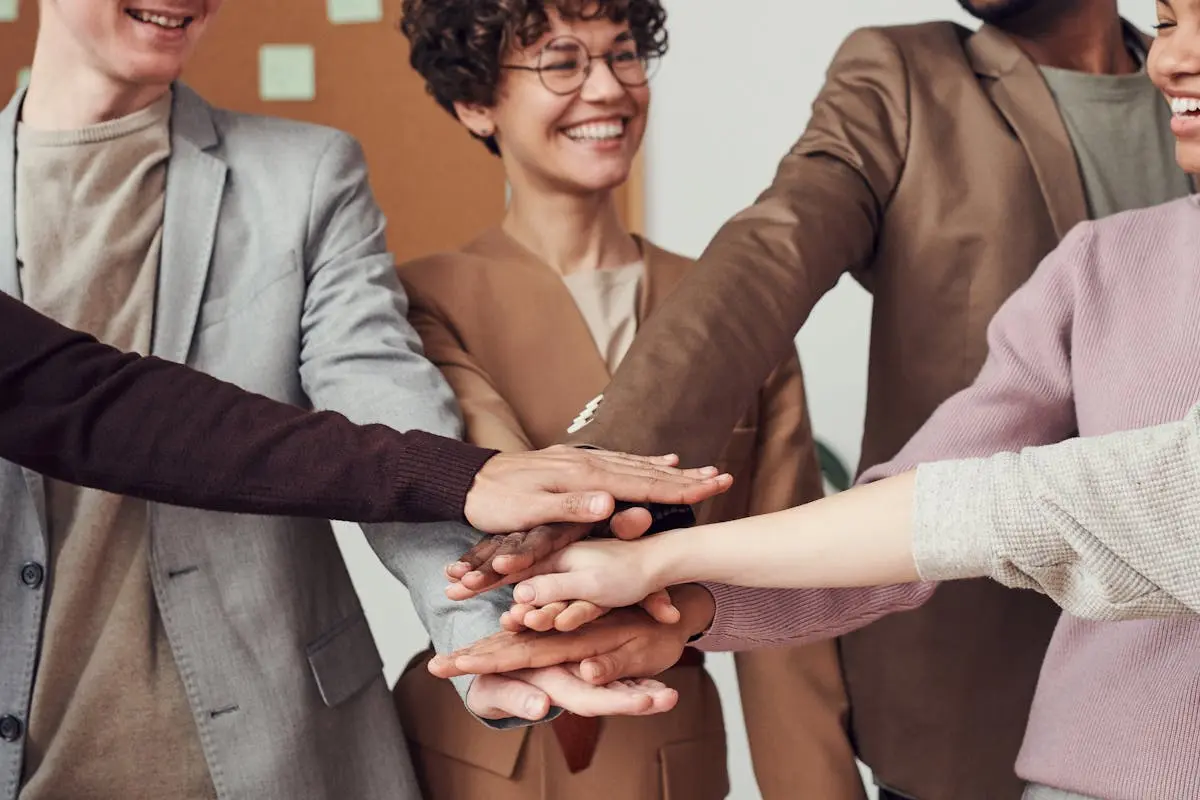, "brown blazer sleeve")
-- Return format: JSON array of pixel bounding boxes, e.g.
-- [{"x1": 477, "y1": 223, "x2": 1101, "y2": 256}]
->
[
  {"x1": 567, "y1": 27, "x2": 911, "y2": 467},
  {"x1": 405, "y1": 300, "x2": 534, "y2": 454},
  {"x1": 0, "y1": 291, "x2": 494, "y2": 522},
  {"x1": 734, "y1": 356, "x2": 867, "y2": 799}
]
